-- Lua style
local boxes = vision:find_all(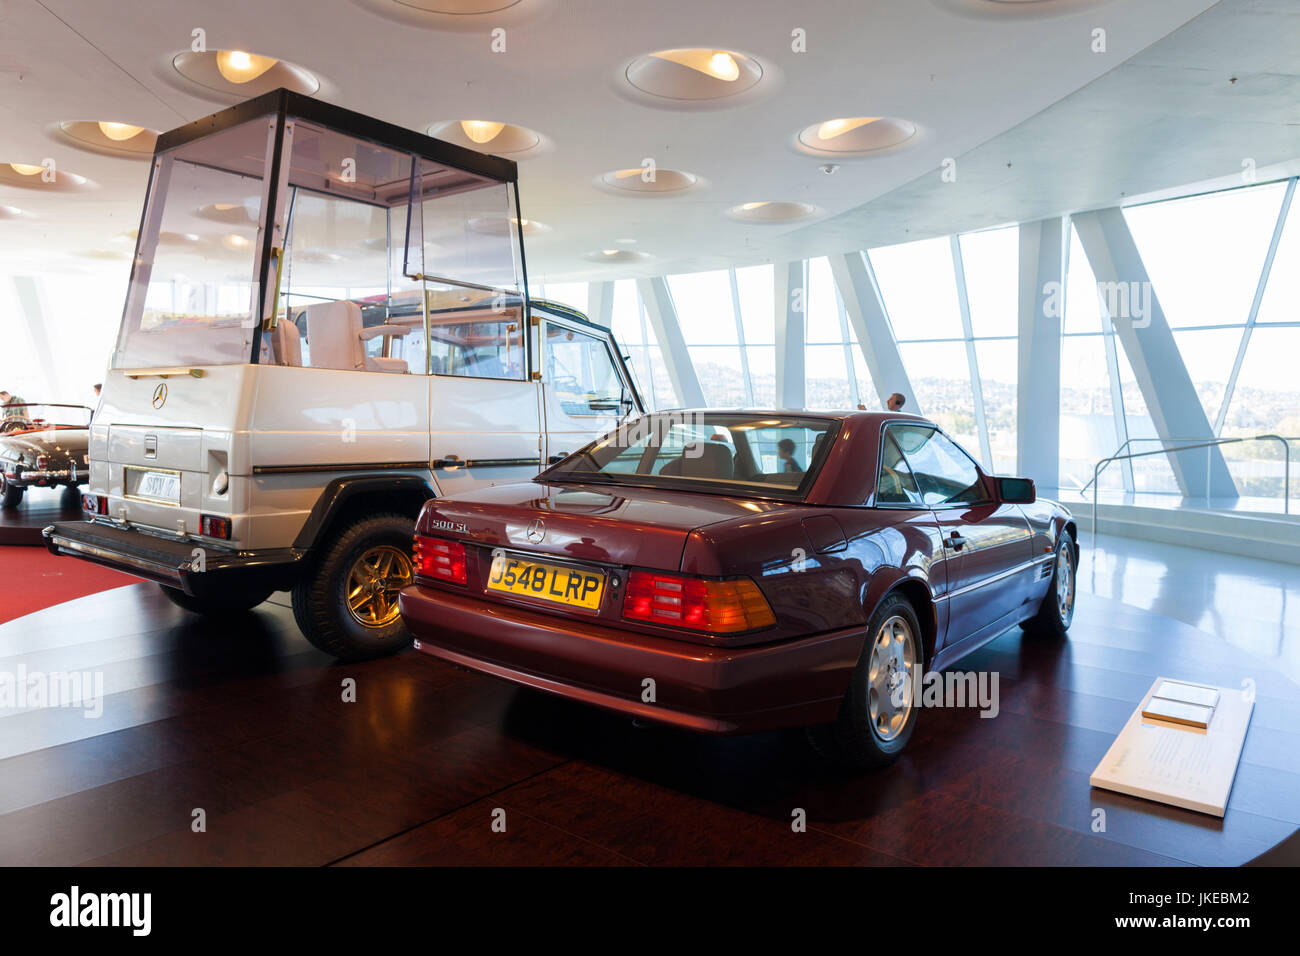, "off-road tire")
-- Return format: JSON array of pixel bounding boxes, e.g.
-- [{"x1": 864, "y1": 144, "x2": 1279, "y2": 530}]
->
[{"x1": 291, "y1": 512, "x2": 416, "y2": 661}]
